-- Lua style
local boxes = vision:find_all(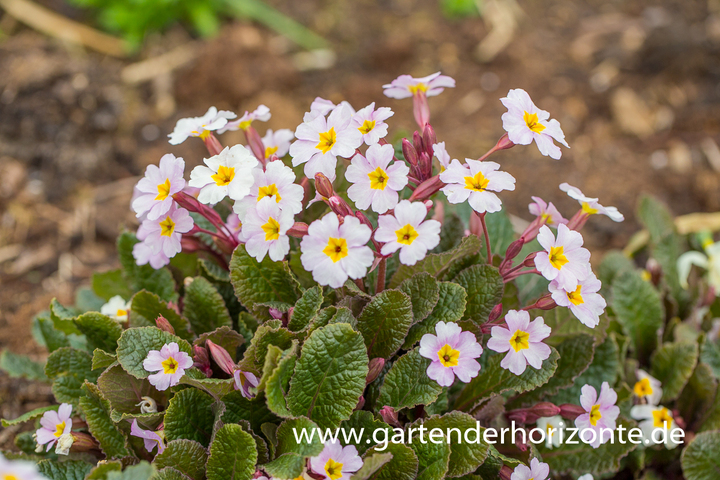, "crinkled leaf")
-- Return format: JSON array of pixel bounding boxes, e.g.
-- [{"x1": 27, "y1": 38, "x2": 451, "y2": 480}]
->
[
  {"x1": 265, "y1": 346, "x2": 298, "y2": 418},
  {"x1": 339, "y1": 411, "x2": 393, "y2": 456},
  {"x1": 92, "y1": 349, "x2": 117, "y2": 371},
  {"x1": 154, "y1": 439, "x2": 208, "y2": 480},
  {"x1": 222, "y1": 391, "x2": 279, "y2": 432},
  {"x1": 287, "y1": 323, "x2": 369, "y2": 428},
  {"x1": 49, "y1": 298, "x2": 81, "y2": 335},
  {"x1": 73, "y1": 312, "x2": 123, "y2": 353},
  {"x1": 597, "y1": 251, "x2": 635, "y2": 297},
  {"x1": 37, "y1": 459, "x2": 93, "y2": 480},
  {"x1": 407, "y1": 421, "x2": 451, "y2": 480},
  {"x1": 362, "y1": 442, "x2": 418, "y2": 480},
  {"x1": 86, "y1": 461, "x2": 123, "y2": 480},
  {"x1": 206, "y1": 424, "x2": 257, "y2": 480},
  {"x1": 421, "y1": 411, "x2": 490, "y2": 477},
  {"x1": 637, "y1": 195, "x2": 675, "y2": 243},
  {"x1": 237, "y1": 323, "x2": 294, "y2": 376},
  {"x1": 351, "y1": 452, "x2": 394, "y2": 480},
  {"x1": 116, "y1": 327, "x2": 192, "y2": 379},
  {"x1": 454, "y1": 348, "x2": 559, "y2": 412},
  {"x1": 129, "y1": 291, "x2": 192, "y2": 341},
  {"x1": 258, "y1": 344, "x2": 283, "y2": 392},
  {"x1": 194, "y1": 326, "x2": 244, "y2": 362},
  {"x1": 199, "y1": 258, "x2": 231, "y2": 283},
  {"x1": 0, "y1": 349, "x2": 47, "y2": 381},
  {"x1": 377, "y1": 348, "x2": 443, "y2": 410},
  {"x1": 357, "y1": 290, "x2": 413, "y2": 359},
  {"x1": 404, "y1": 282, "x2": 467, "y2": 349},
  {"x1": 154, "y1": 468, "x2": 192, "y2": 480},
  {"x1": 651, "y1": 341, "x2": 699, "y2": 402},
  {"x1": 97, "y1": 364, "x2": 165, "y2": 414},
  {"x1": 682, "y1": 431, "x2": 720, "y2": 480},
  {"x1": 107, "y1": 461, "x2": 155, "y2": 480},
  {"x1": 1, "y1": 405, "x2": 57, "y2": 427},
  {"x1": 35, "y1": 314, "x2": 71, "y2": 352},
  {"x1": 45, "y1": 347, "x2": 99, "y2": 405},
  {"x1": 399, "y1": 273, "x2": 440, "y2": 324},
  {"x1": 183, "y1": 277, "x2": 233, "y2": 335},
  {"x1": 180, "y1": 377, "x2": 236, "y2": 399},
  {"x1": 263, "y1": 417, "x2": 324, "y2": 478},
  {"x1": 389, "y1": 235, "x2": 482, "y2": 288},
  {"x1": 288, "y1": 286, "x2": 323, "y2": 332},
  {"x1": 79, "y1": 382, "x2": 130, "y2": 459},
  {"x1": 454, "y1": 265, "x2": 503, "y2": 326},
  {"x1": 164, "y1": 388, "x2": 215, "y2": 447}
]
